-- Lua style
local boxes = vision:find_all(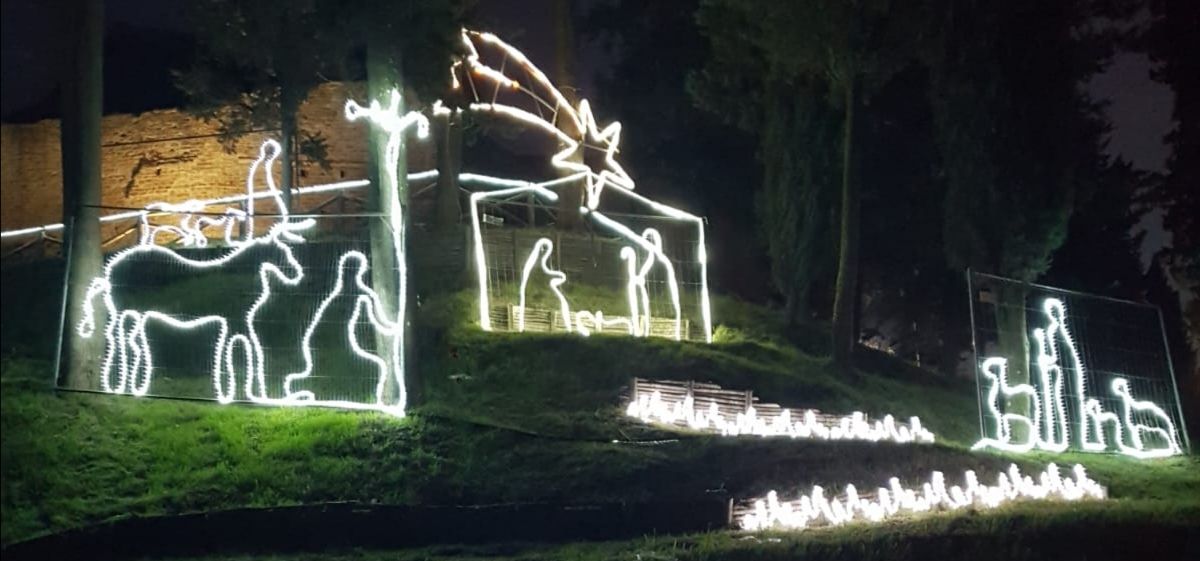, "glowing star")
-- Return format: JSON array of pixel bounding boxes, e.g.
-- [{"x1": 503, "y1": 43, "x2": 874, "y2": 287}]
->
[
  {"x1": 974, "y1": 297, "x2": 1185, "y2": 458},
  {"x1": 454, "y1": 29, "x2": 635, "y2": 210},
  {"x1": 550, "y1": 100, "x2": 634, "y2": 210},
  {"x1": 448, "y1": 29, "x2": 711, "y2": 342},
  {"x1": 444, "y1": 29, "x2": 705, "y2": 342},
  {"x1": 626, "y1": 388, "x2": 935, "y2": 444},
  {"x1": 739, "y1": 463, "x2": 1106, "y2": 531}
]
